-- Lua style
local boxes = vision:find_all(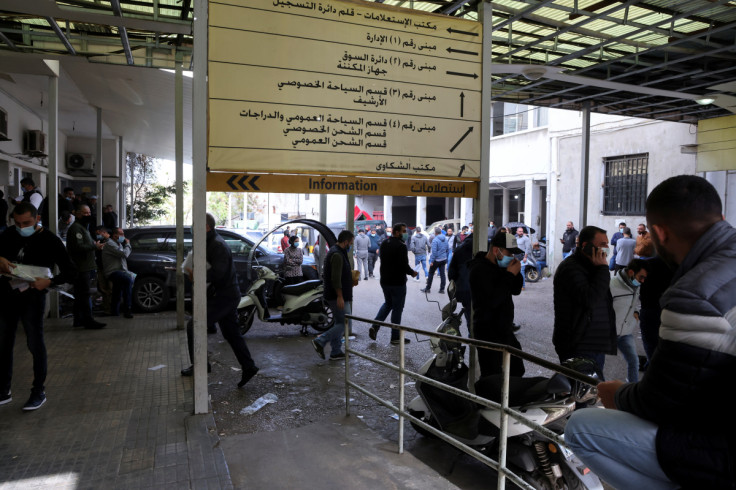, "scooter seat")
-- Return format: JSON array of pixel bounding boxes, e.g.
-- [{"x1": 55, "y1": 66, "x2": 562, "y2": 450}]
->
[
  {"x1": 281, "y1": 279, "x2": 322, "y2": 296},
  {"x1": 475, "y1": 375, "x2": 571, "y2": 407}
]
